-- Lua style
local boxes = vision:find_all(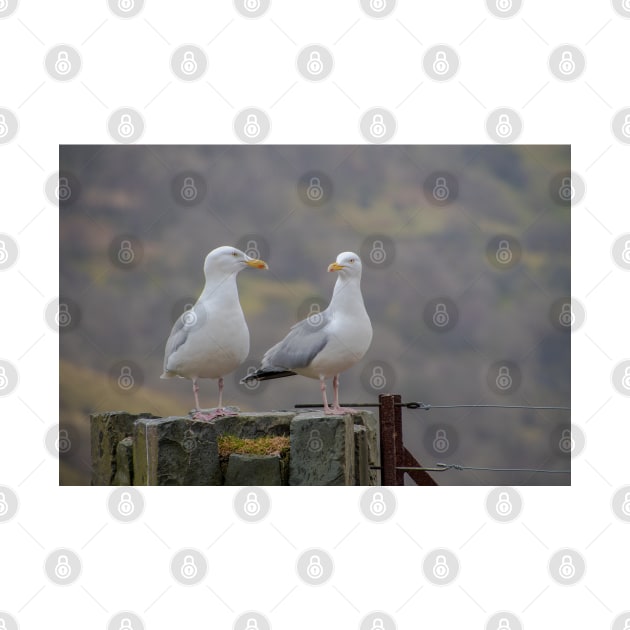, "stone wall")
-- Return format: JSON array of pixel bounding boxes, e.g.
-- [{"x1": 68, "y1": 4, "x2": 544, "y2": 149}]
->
[{"x1": 90, "y1": 409, "x2": 380, "y2": 486}]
